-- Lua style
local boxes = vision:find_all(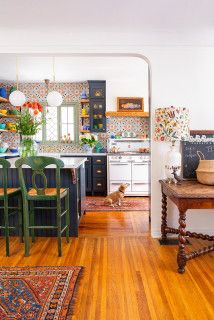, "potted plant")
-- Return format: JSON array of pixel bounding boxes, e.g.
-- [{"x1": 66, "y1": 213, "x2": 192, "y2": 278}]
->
[
  {"x1": 79, "y1": 133, "x2": 98, "y2": 153},
  {"x1": 15, "y1": 102, "x2": 45, "y2": 157}
]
